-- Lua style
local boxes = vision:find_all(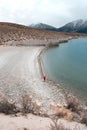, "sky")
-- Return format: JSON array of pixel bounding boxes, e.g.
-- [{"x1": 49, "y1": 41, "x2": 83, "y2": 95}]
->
[{"x1": 0, "y1": 0, "x2": 87, "y2": 27}]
